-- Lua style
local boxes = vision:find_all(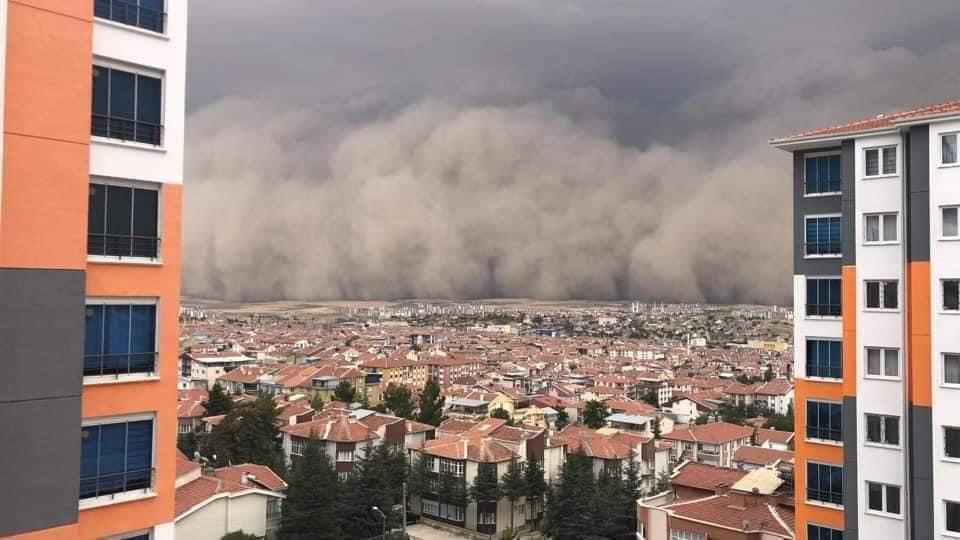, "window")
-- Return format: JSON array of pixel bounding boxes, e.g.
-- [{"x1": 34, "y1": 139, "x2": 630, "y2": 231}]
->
[
  {"x1": 865, "y1": 414, "x2": 899, "y2": 446},
  {"x1": 669, "y1": 531, "x2": 706, "y2": 540},
  {"x1": 422, "y1": 499, "x2": 440, "y2": 516},
  {"x1": 805, "y1": 216, "x2": 842, "y2": 256},
  {"x1": 943, "y1": 207, "x2": 959, "y2": 239},
  {"x1": 943, "y1": 133, "x2": 958, "y2": 165},
  {"x1": 88, "y1": 183, "x2": 160, "y2": 259},
  {"x1": 806, "y1": 401, "x2": 842, "y2": 442},
  {"x1": 865, "y1": 146, "x2": 897, "y2": 177},
  {"x1": 336, "y1": 448, "x2": 354, "y2": 462},
  {"x1": 865, "y1": 280, "x2": 898, "y2": 310},
  {"x1": 80, "y1": 418, "x2": 154, "y2": 501},
  {"x1": 807, "y1": 524, "x2": 843, "y2": 540},
  {"x1": 94, "y1": 0, "x2": 165, "y2": 33},
  {"x1": 267, "y1": 498, "x2": 282, "y2": 521},
  {"x1": 439, "y1": 503, "x2": 464, "y2": 521},
  {"x1": 948, "y1": 500, "x2": 960, "y2": 533},
  {"x1": 944, "y1": 280, "x2": 960, "y2": 311},
  {"x1": 944, "y1": 427, "x2": 960, "y2": 459},
  {"x1": 807, "y1": 462, "x2": 843, "y2": 505},
  {"x1": 866, "y1": 348, "x2": 900, "y2": 379},
  {"x1": 479, "y1": 511, "x2": 496, "y2": 525},
  {"x1": 439, "y1": 458, "x2": 465, "y2": 477},
  {"x1": 291, "y1": 438, "x2": 307, "y2": 456},
  {"x1": 807, "y1": 278, "x2": 841, "y2": 317},
  {"x1": 84, "y1": 303, "x2": 157, "y2": 378},
  {"x1": 805, "y1": 154, "x2": 842, "y2": 195},
  {"x1": 867, "y1": 482, "x2": 901, "y2": 515},
  {"x1": 807, "y1": 339, "x2": 842, "y2": 379},
  {"x1": 92, "y1": 65, "x2": 163, "y2": 145},
  {"x1": 864, "y1": 213, "x2": 898, "y2": 244}
]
